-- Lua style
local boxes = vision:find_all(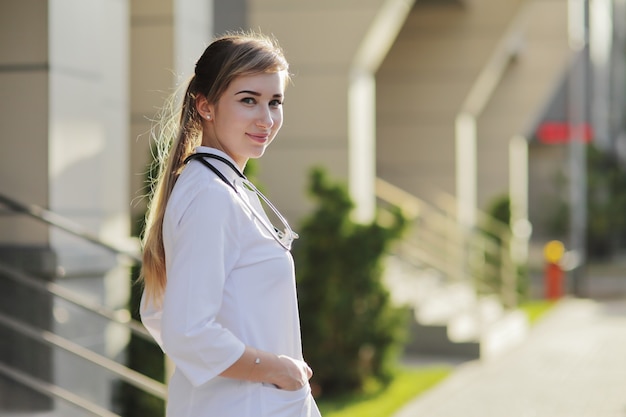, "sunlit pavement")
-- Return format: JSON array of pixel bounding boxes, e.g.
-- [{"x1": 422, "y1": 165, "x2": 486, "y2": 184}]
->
[{"x1": 394, "y1": 296, "x2": 626, "y2": 417}]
